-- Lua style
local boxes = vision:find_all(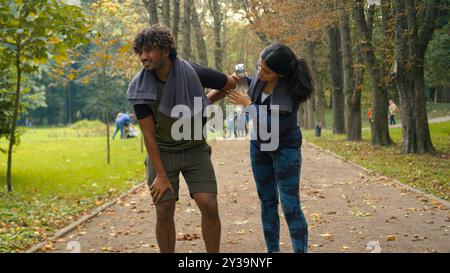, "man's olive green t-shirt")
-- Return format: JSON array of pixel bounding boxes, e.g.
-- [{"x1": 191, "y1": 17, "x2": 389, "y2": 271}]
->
[{"x1": 133, "y1": 62, "x2": 228, "y2": 152}]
